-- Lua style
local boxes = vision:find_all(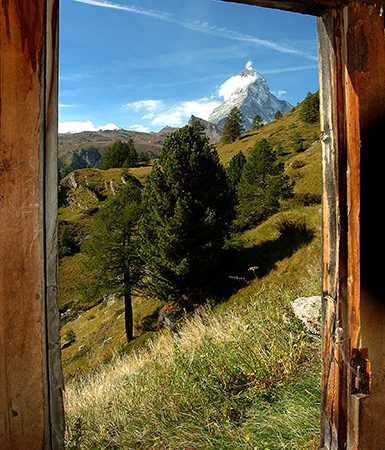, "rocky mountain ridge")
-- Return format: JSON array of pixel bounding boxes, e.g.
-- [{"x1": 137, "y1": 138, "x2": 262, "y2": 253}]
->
[{"x1": 59, "y1": 127, "x2": 177, "y2": 168}]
